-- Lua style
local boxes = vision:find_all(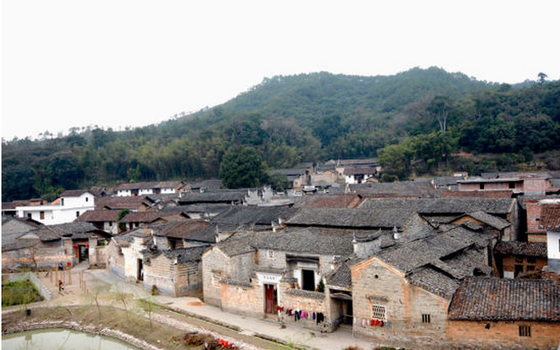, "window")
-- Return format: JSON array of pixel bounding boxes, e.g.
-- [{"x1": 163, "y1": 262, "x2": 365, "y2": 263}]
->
[
  {"x1": 508, "y1": 182, "x2": 515, "y2": 189},
  {"x1": 527, "y1": 257, "x2": 536, "y2": 264},
  {"x1": 27, "y1": 213, "x2": 32, "y2": 219},
  {"x1": 76, "y1": 211, "x2": 80, "y2": 217},
  {"x1": 371, "y1": 304, "x2": 387, "y2": 320},
  {"x1": 40, "y1": 211, "x2": 45, "y2": 220},
  {"x1": 212, "y1": 272, "x2": 222, "y2": 288},
  {"x1": 519, "y1": 325, "x2": 531, "y2": 337},
  {"x1": 480, "y1": 183, "x2": 485, "y2": 190},
  {"x1": 267, "y1": 250, "x2": 274, "y2": 259},
  {"x1": 85, "y1": 197, "x2": 89, "y2": 202},
  {"x1": 526, "y1": 265, "x2": 535, "y2": 271},
  {"x1": 422, "y1": 314, "x2": 431, "y2": 323}
]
